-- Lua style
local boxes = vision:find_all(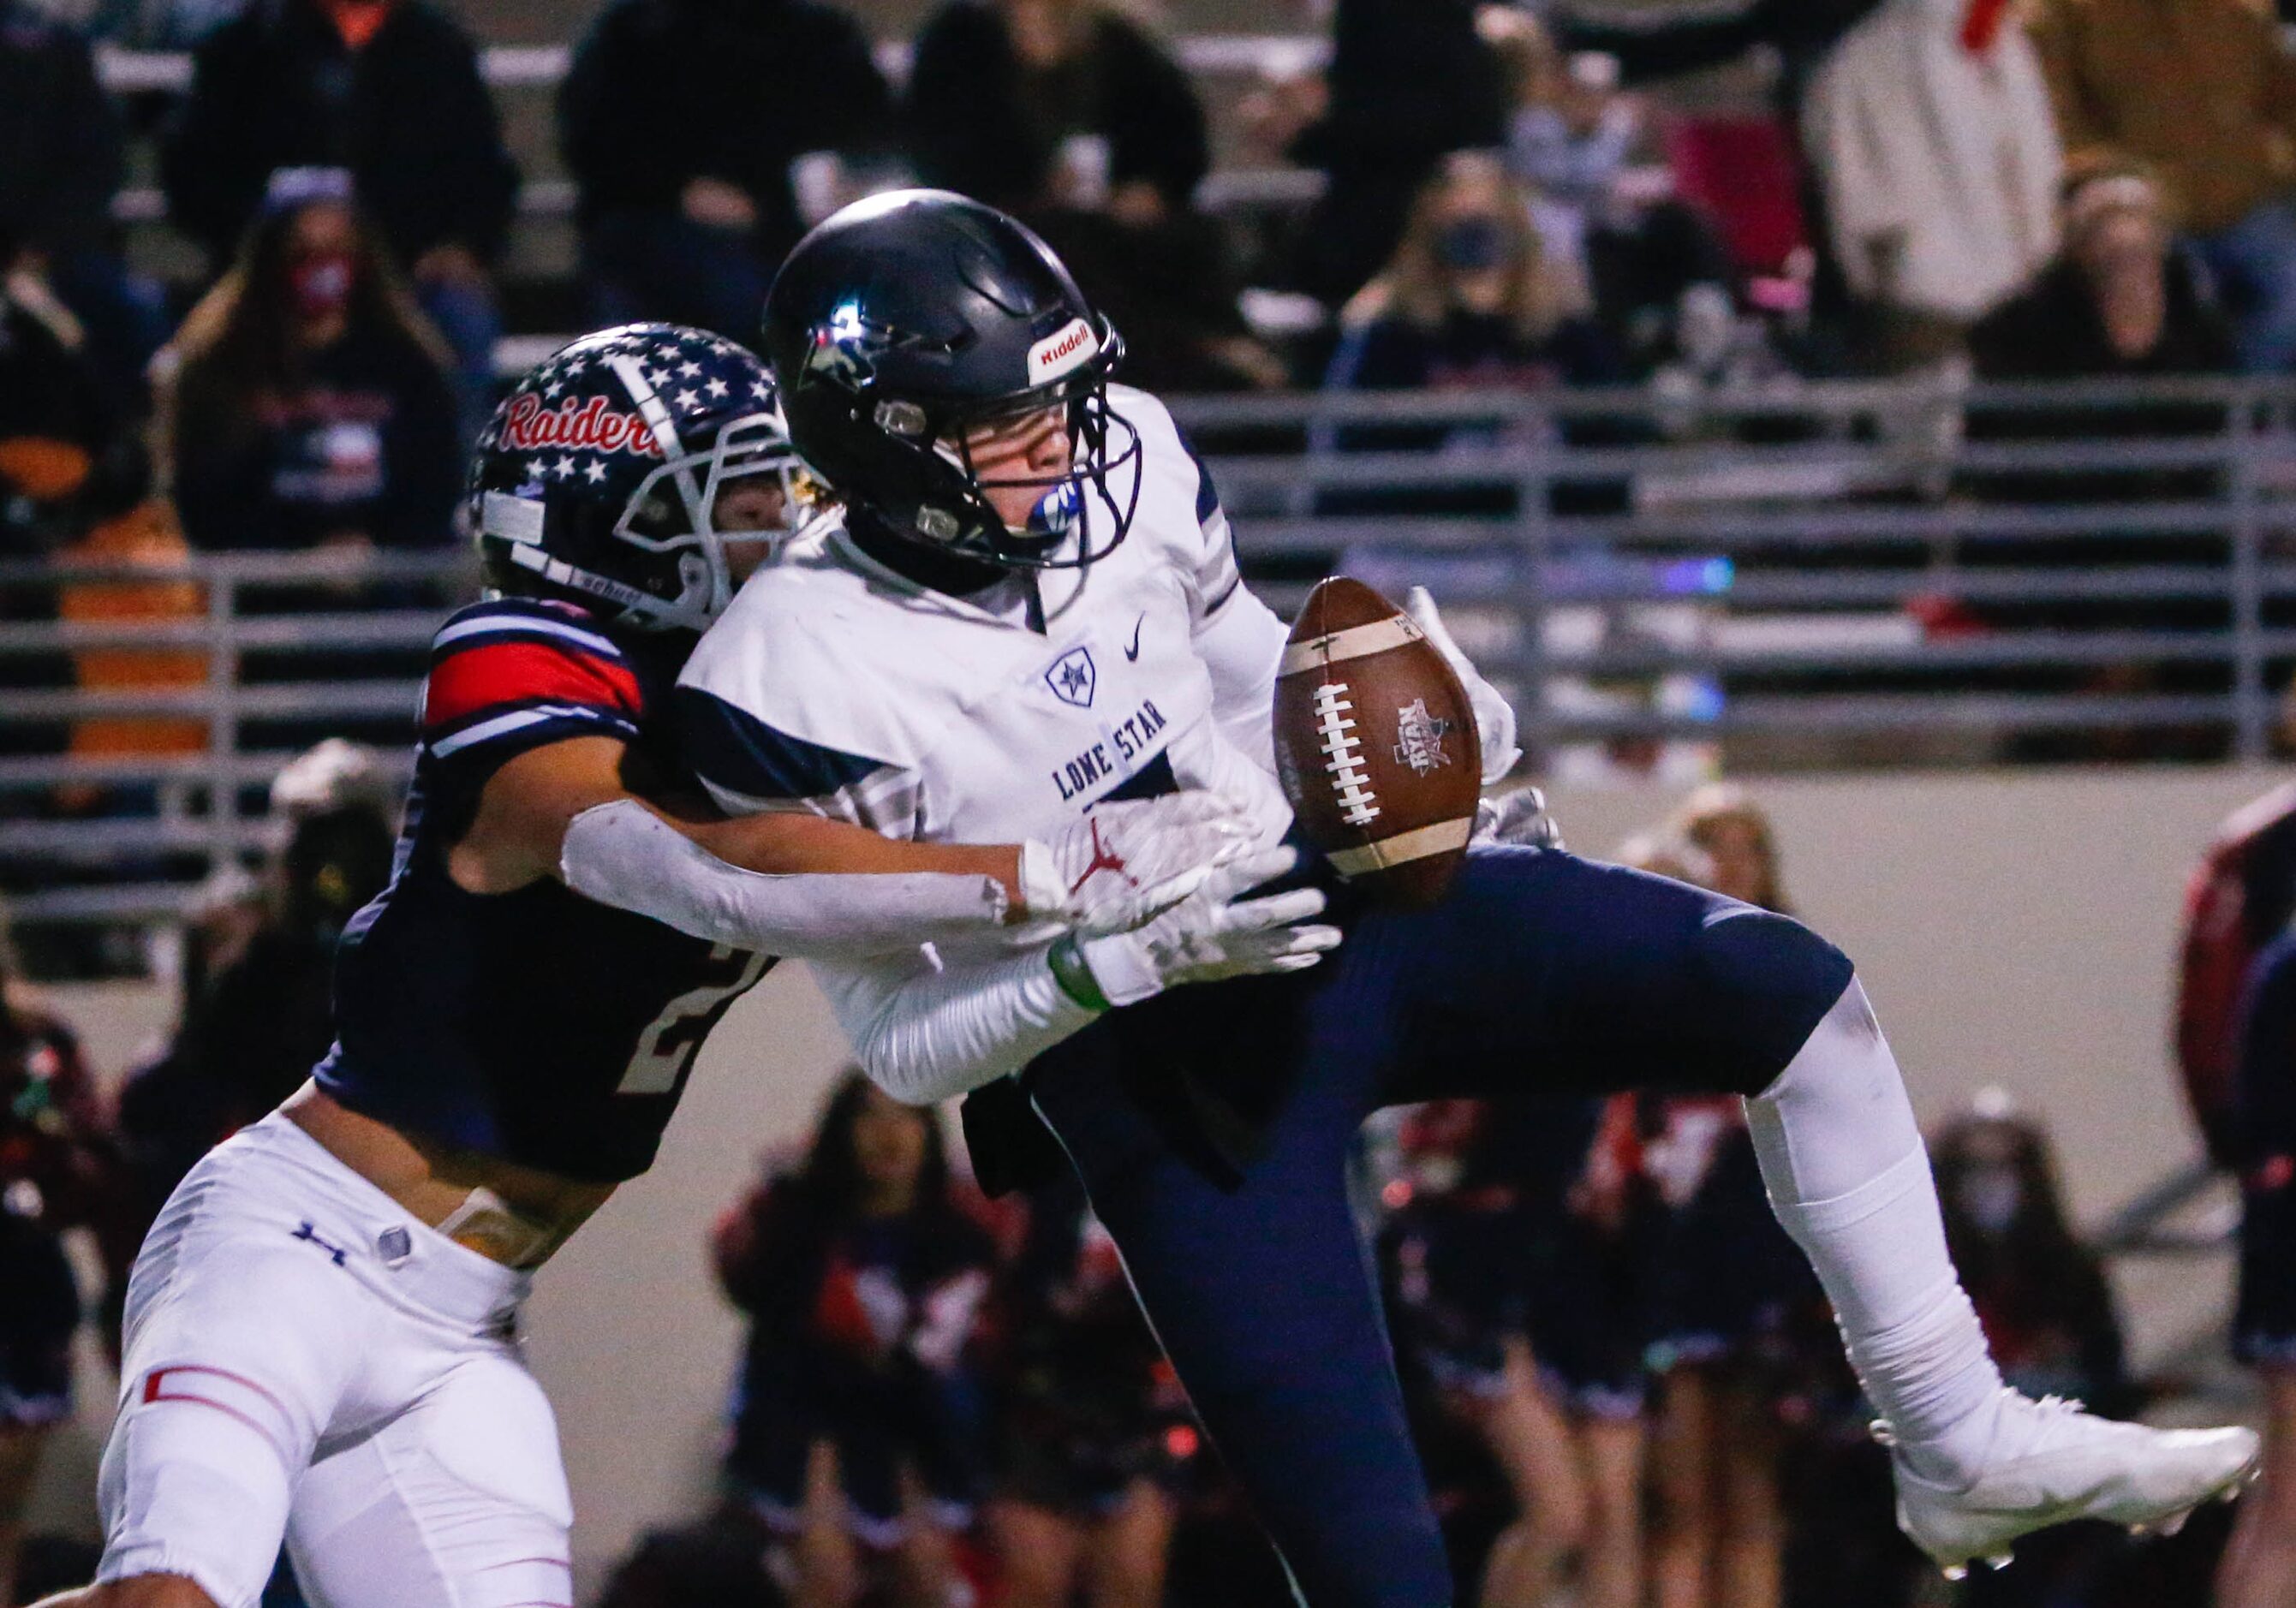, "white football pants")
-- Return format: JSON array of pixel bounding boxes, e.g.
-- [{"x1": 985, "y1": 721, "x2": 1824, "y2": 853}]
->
[{"x1": 96, "y1": 1112, "x2": 573, "y2": 1608}]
